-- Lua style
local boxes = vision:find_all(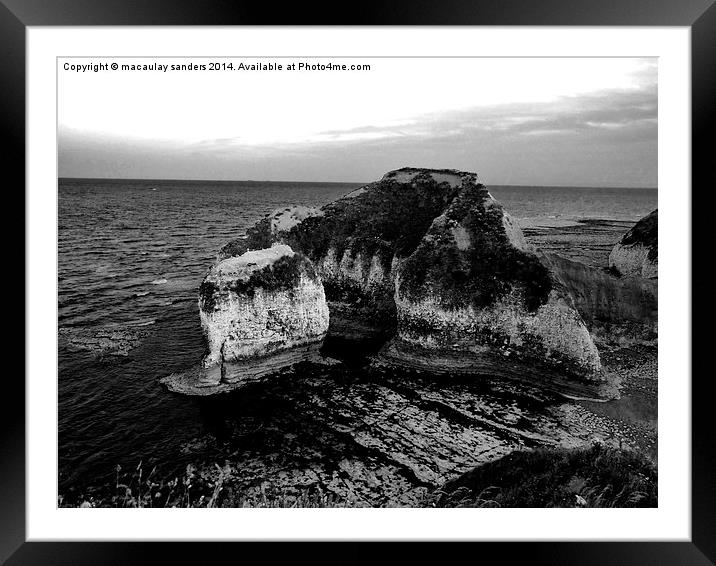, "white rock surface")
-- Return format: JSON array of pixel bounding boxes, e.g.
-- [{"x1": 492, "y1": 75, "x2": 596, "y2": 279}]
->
[
  {"x1": 316, "y1": 245, "x2": 392, "y2": 295},
  {"x1": 269, "y1": 206, "x2": 323, "y2": 233},
  {"x1": 502, "y1": 213, "x2": 529, "y2": 250},
  {"x1": 394, "y1": 285, "x2": 601, "y2": 375}
]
